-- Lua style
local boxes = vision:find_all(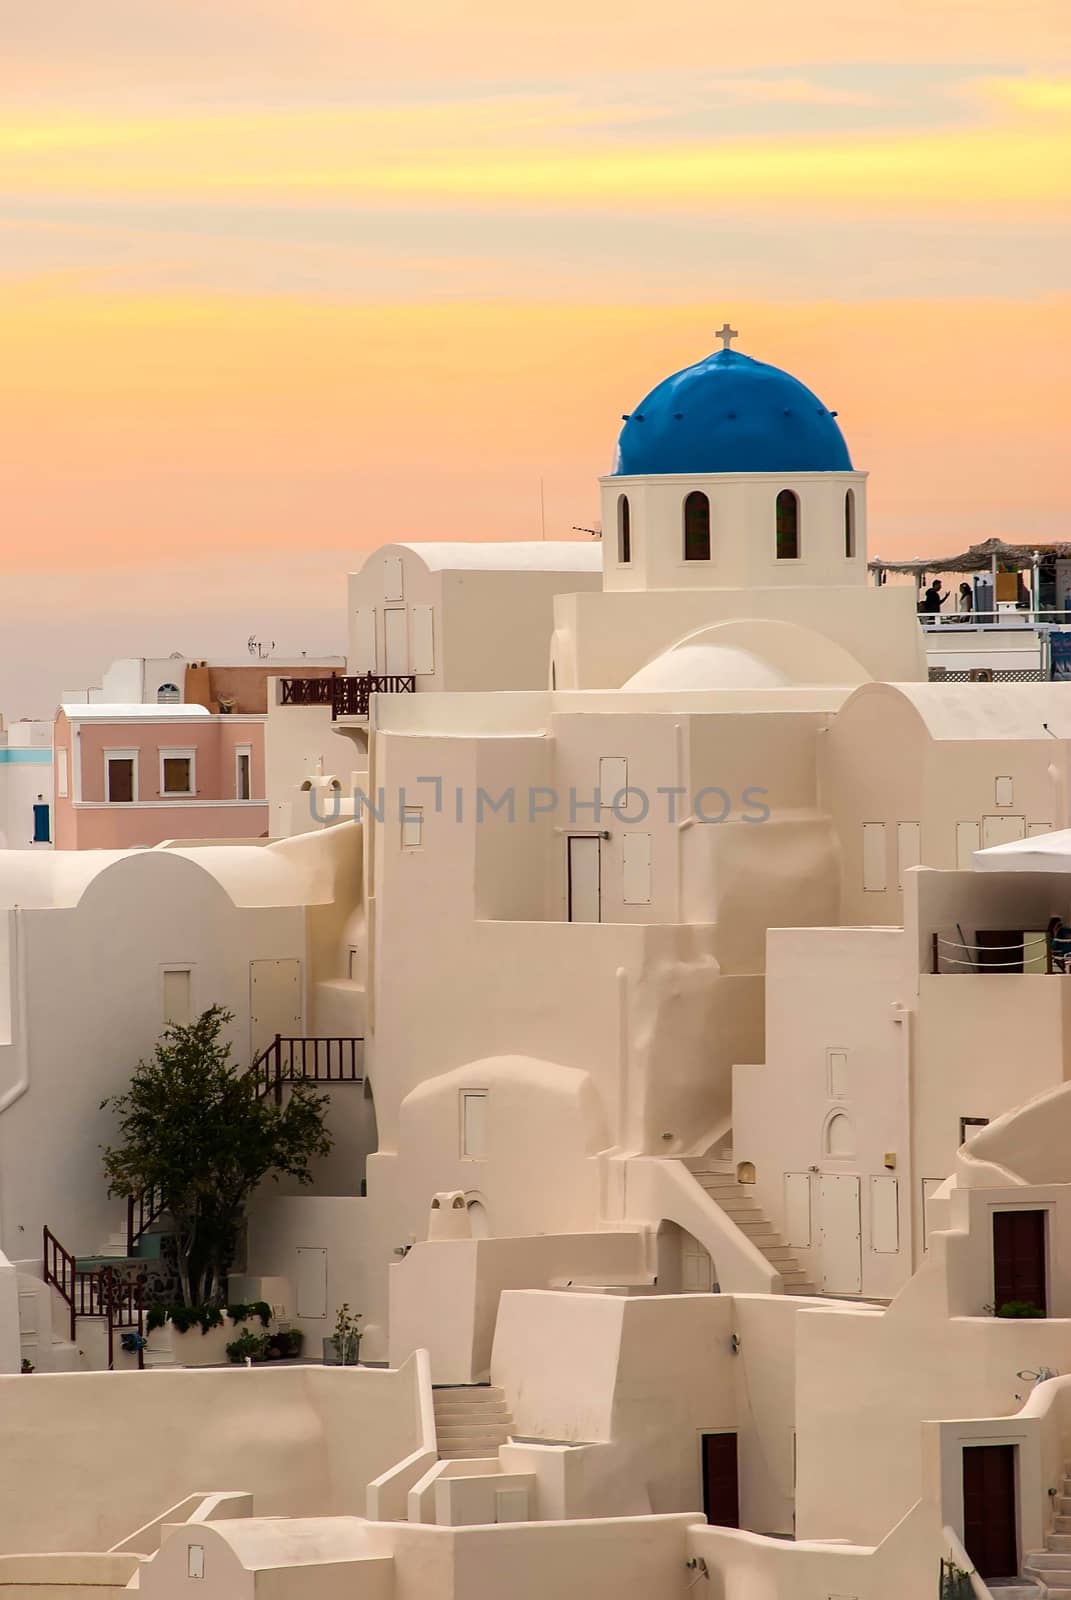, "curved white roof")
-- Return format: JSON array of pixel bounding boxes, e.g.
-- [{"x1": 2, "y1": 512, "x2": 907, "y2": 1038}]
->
[
  {"x1": 845, "y1": 682, "x2": 1071, "y2": 741},
  {"x1": 0, "y1": 822, "x2": 359, "y2": 910},
  {"x1": 374, "y1": 541, "x2": 602, "y2": 574},
  {"x1": 623, "y1": 618, "x2": 870, "y2": 694}
]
